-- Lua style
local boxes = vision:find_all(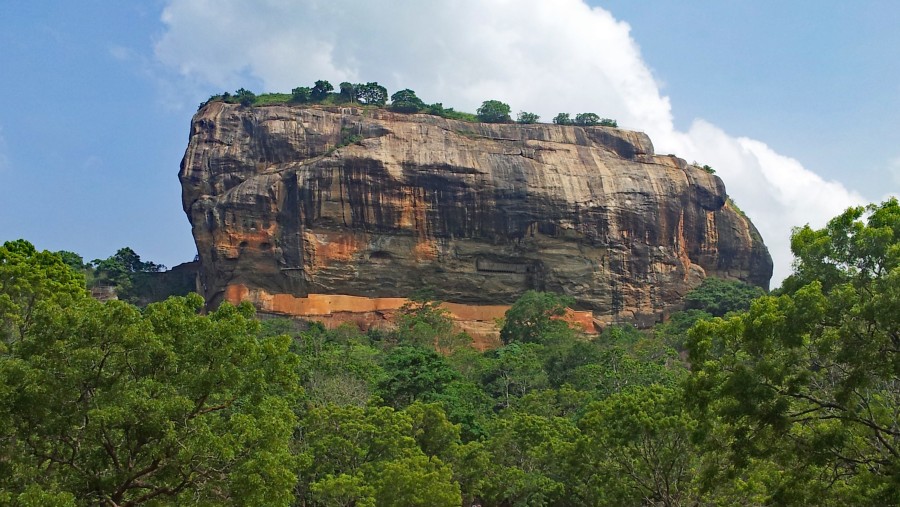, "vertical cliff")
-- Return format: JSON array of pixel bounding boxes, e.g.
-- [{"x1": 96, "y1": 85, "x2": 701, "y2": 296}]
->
[{"x1": 180, "y1": 102, "x2": 772, "y2": 334}]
